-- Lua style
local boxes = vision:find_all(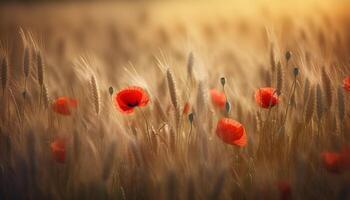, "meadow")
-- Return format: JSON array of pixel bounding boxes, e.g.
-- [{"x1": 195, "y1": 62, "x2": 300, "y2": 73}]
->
[{"x1": 0, "y1": 1, "x2": 350, "y2": 199}]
